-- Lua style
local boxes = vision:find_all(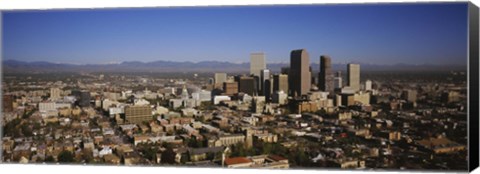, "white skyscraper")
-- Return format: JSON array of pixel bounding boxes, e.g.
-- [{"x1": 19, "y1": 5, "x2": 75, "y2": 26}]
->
[
  {"x1": 250, "y1": 52, "x2": 266, "y2": 77},
  {"x1": 347, "y1": 64, "x2": 360, "y2": 92},
  {"x1": 214, "y1": 73, "x2": 227, "y2": 84},
  {"x1": 365, "y1": 80, "x2": 372, "y2": 91}
]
